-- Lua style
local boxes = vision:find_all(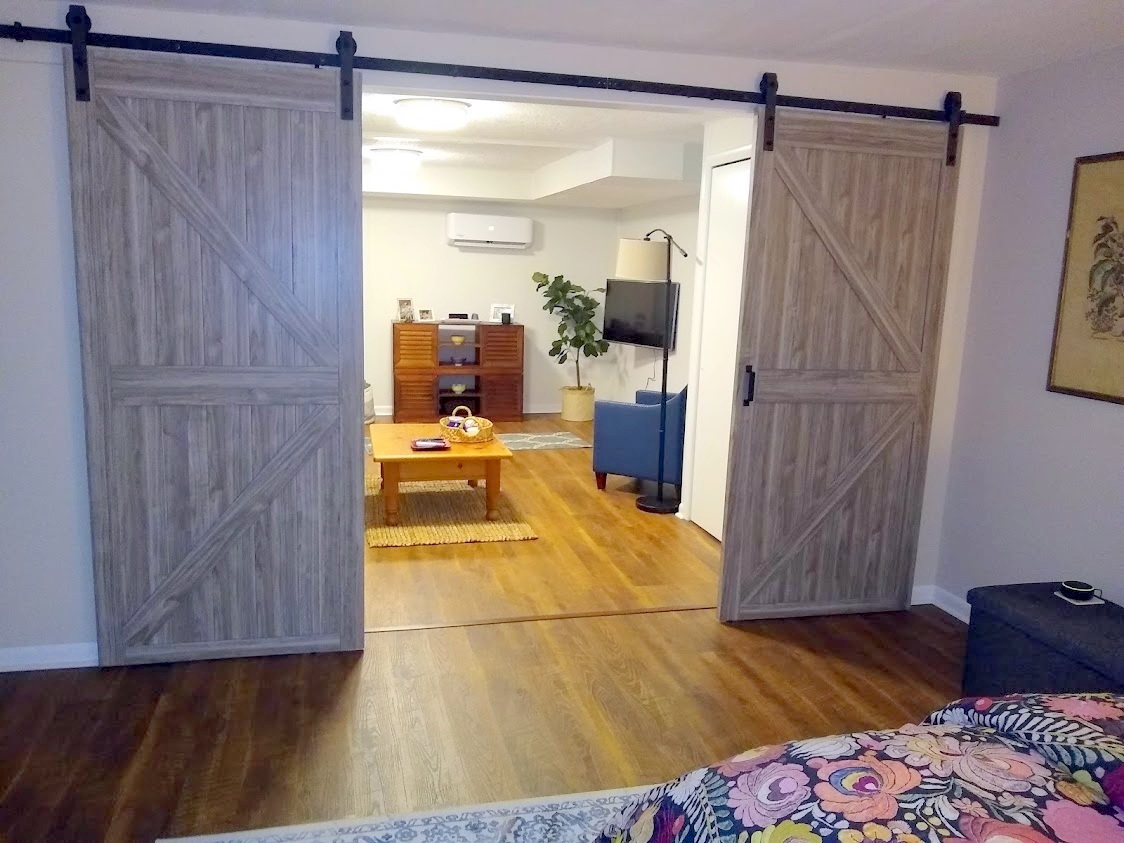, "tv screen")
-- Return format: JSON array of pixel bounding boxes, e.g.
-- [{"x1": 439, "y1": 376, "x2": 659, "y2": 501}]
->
[{"x1": 602, "y1": 278, "x2": 680, "y2": 350}]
